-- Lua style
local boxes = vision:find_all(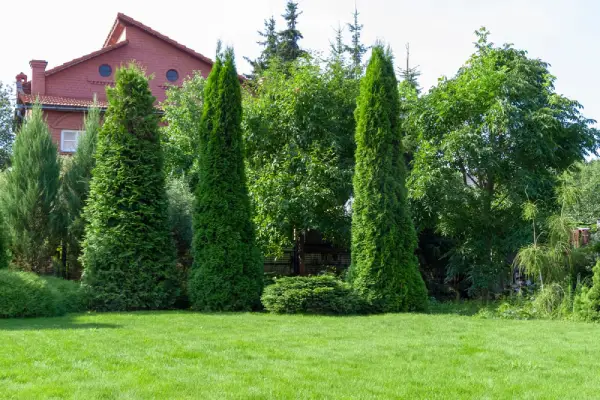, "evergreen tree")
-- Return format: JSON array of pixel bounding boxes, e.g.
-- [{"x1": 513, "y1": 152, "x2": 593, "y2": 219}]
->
[
  {"x1": 2, "y1": 103, "x2": 60, "y2": 272},
  {"x1": 60, "y1": 103, "x2": 101, "y2": 277},
  {"x1": 329, "y1": 24, "x2": 346, "y2": 63},
  {"x1": 81, "y1": 64, "x2": 178, "y2": 311},
  {"x1": 190, "y1": 48, "x2": 263, "y2": 311},
  {"x1": 398, "y1": 43, "x2": 421, "y2": 93},
  {"x1": 349, "y1": 46, "x2": 427, "y2": 312},
  {"x1": 277, "y1": 1, "x2": 305, "y2": 63},
  {"x1": 245, "y1": 16, "x2": 279, "y2": 77},
  {"x1": 345, "y1": 7, "x2": 367, "y2": 77}
]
